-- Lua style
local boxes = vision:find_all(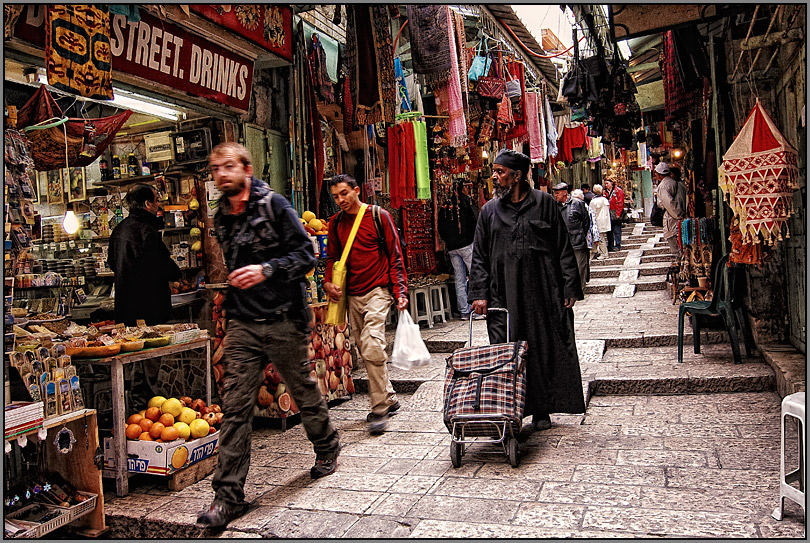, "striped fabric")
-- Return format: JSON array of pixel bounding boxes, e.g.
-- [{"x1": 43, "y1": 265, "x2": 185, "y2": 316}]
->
[{"x1": 443, "y1": 341, "x2": 528, "y2": 436}]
